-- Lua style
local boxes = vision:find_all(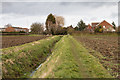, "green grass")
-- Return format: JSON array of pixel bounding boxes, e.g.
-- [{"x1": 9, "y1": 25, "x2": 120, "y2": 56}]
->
[
  {"x1": 2, "y1": 35, "x2": 62, "y2": 78},
  {"x1": 69, "y1": 36, "x2": 112, "y2": 78},
  {"x1": 32, "y1": 35, "x2": 113, "y2": 78}
]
